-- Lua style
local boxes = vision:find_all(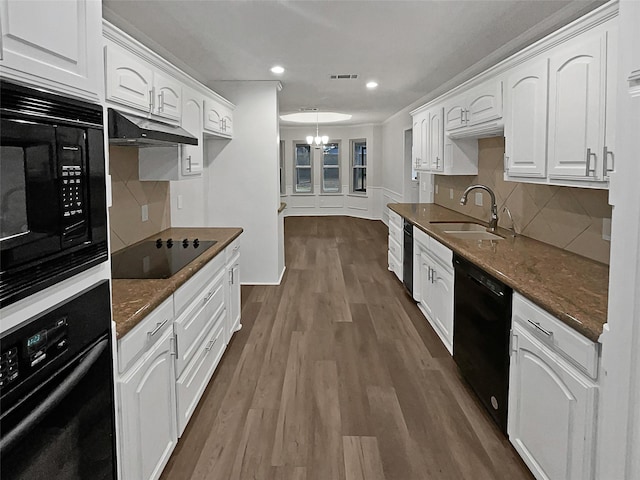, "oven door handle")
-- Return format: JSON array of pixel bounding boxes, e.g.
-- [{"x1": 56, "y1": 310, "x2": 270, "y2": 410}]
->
[{"x1": 0, "y1": 338, "x2": 108, "y2": 455}]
